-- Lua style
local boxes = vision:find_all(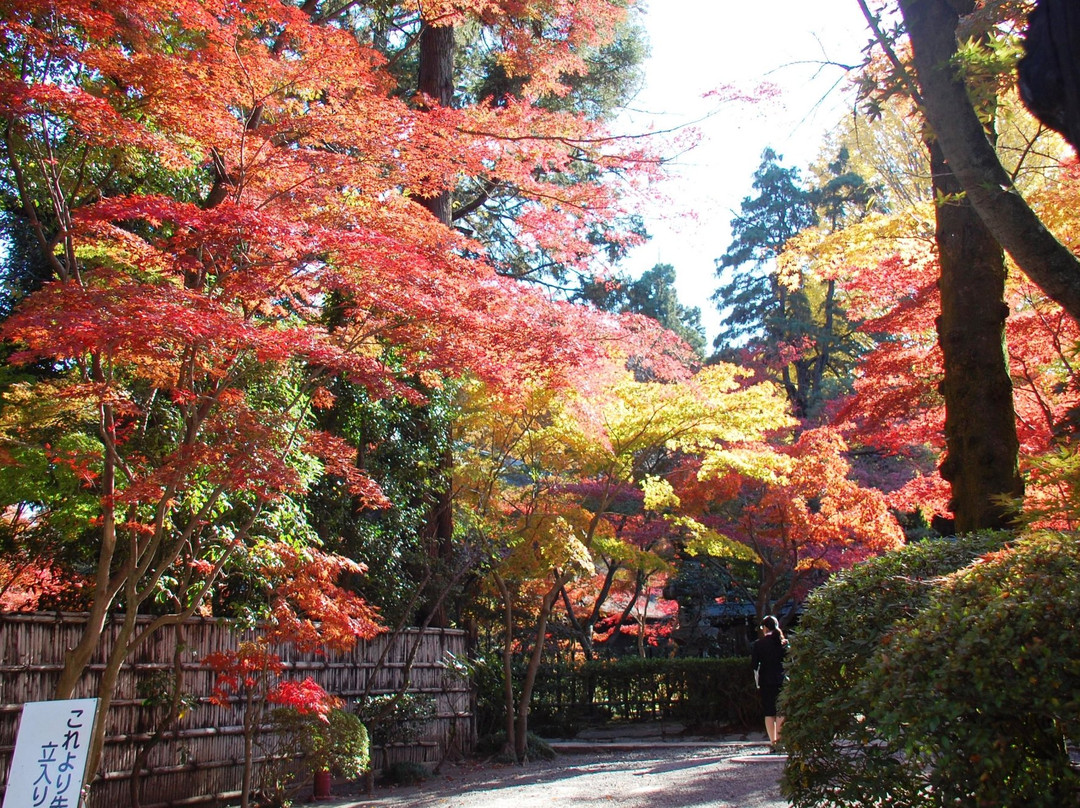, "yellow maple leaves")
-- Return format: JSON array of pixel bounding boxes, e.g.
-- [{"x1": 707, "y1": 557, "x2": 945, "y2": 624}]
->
[{"x1": 456, "y1": 356, "x2": 793, "y2": 585}]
